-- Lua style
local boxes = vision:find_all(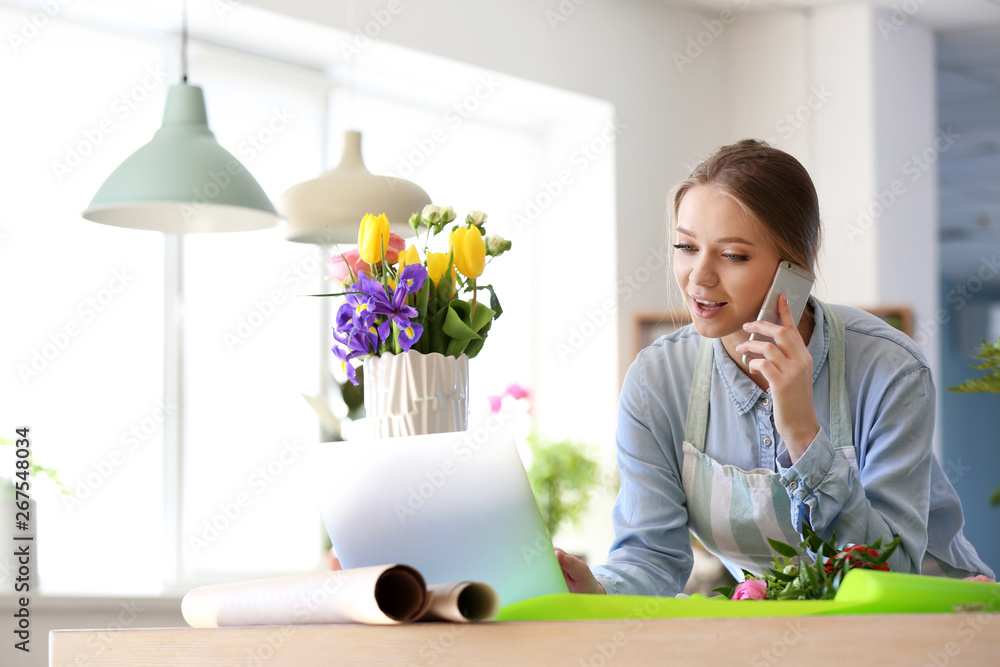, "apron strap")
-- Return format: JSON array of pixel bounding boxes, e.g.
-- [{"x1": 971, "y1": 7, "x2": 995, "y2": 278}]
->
[
  {"x1": 819, "y1": 301, "x2": 852, "y2": 452},
  {"x1": 683, "y1": 298, "x2": 852, "y2": 454},
  {"x1": 685, "y1": 337, "x2": 714, "y2": 453}
]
